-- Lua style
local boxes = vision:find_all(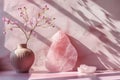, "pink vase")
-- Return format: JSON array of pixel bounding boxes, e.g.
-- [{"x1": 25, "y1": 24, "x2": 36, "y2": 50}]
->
[{"x1": 10, "y1": 44, "x2": 35, "y2": 73}]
